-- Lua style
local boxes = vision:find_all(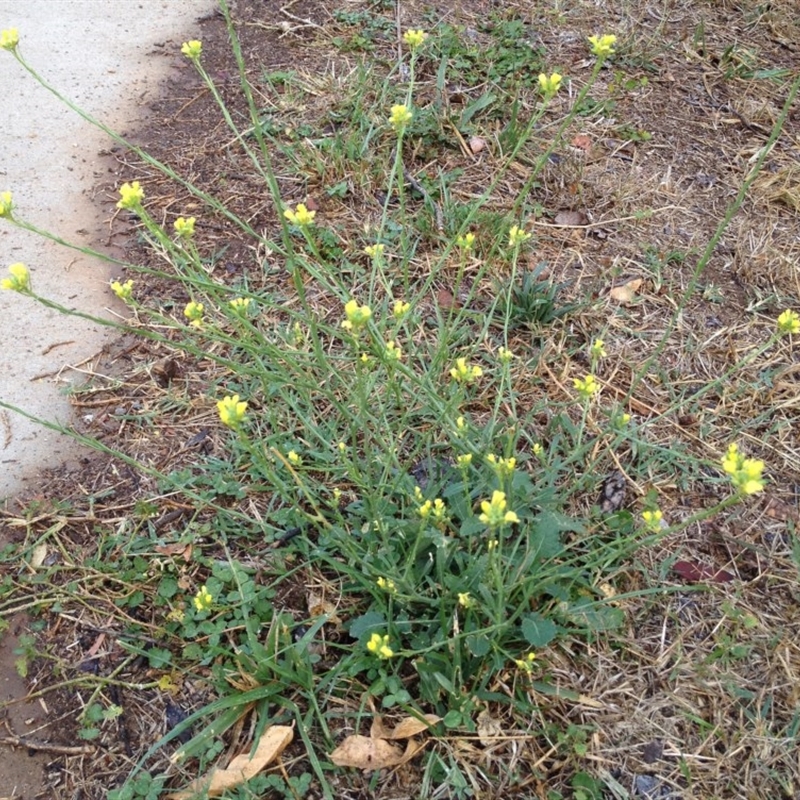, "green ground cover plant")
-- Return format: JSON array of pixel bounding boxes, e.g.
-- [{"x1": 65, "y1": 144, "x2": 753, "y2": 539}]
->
[{"x1": 2, "y1": 2, "x2": 800, "y2": 798}]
